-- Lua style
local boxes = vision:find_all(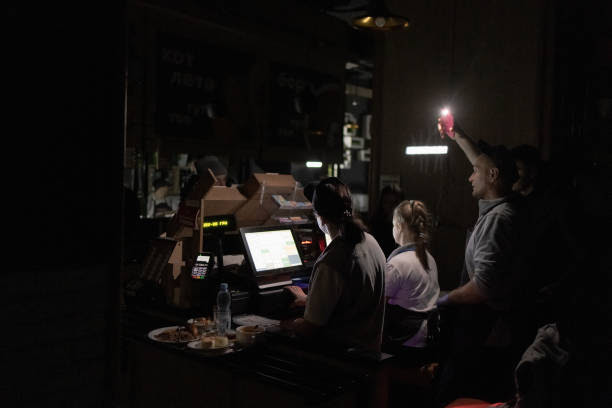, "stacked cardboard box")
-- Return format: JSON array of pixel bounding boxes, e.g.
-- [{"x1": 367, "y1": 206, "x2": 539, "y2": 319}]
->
[
  {"x1": 143, "y1": 171, "x2": 315, "y2": 308},
  {"x1": 162, "y1": 169, "x2": 247, "y2": 308},
  {"x1": 235, "y1": 173, "x2": 313, "y2": 227}
]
